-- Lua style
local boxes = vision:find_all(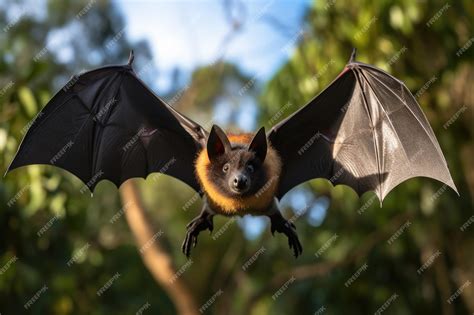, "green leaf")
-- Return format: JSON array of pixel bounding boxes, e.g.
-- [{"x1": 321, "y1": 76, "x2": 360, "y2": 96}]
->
[{"x1": 18, "y1": 86, "x2": 37, "y2": 117}]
